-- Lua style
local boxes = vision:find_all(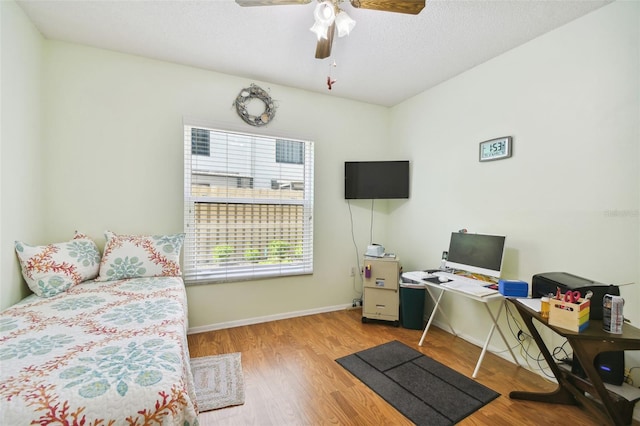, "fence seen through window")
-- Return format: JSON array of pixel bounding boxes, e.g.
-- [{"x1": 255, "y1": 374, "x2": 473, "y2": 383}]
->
[{"x1": 183, "y1": 125, "x2": 314, "y2": 284}]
